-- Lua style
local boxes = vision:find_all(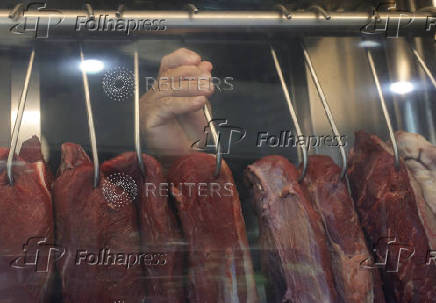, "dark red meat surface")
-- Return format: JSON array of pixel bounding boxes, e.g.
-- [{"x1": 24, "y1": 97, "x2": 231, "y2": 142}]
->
[
  {"x1": 168, "y1": 153, "x2": 258, "y2": 303},
  {"x1": 244, "y1": 155, "x2": 339, "y2": 303},
  {"x1": 303, "y1": 155, "x2": 385, "y2": 303},
  {"x1": 0, "y1": 136, "x2": 54, "y2": 302},
  {"x1": 348, "y1": 131, "x2": 436, "y2": 302}
]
